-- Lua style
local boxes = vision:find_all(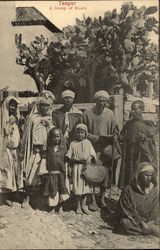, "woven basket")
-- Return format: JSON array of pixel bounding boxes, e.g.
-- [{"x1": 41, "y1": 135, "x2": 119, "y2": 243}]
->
[{"x1": 82, "y1": 164, "x2": 106, "y2": 184}]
